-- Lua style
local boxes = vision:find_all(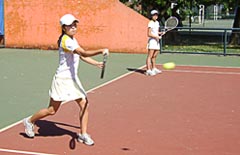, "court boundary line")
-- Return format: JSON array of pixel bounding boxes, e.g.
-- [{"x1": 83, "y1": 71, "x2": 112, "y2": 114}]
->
[
  {"x1": 0, "y1": 148, "x2": 58, "y2": 155},
  {"x1": 172, "y1": 64, "x2": 240, "y2": 69},
  {"x1": 163, "y1": 64, "x2": 240, "y2": 75},
  {"x1": 165, "y1": 69, "x2": 240, "y2": 75}
]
